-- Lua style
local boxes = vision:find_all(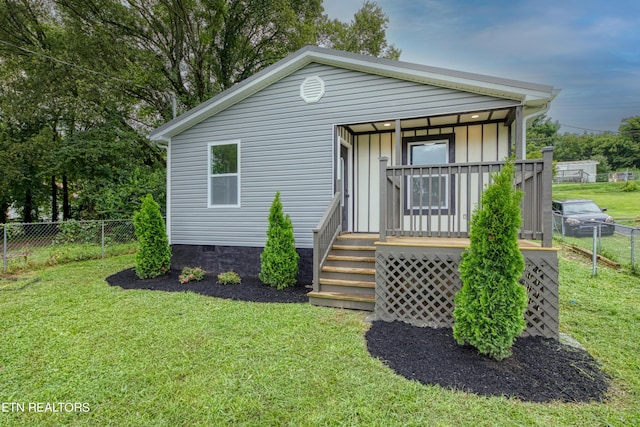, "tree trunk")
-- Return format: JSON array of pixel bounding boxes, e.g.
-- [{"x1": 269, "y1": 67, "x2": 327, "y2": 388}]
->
[
  {"x1": 62, "y1": 174, "x2": 70, "y2": 220},
  {"x1": 24, "y1": 188, "x2": 33, "y2": 223},
  {"x1": 0, "y1": 201, "x2": 8, "y2": 224},
  {"x1": 51, "y1": 175, "x2": 58, "y2": 222}
]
